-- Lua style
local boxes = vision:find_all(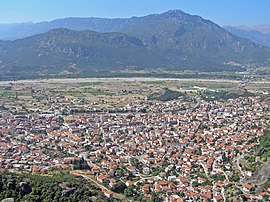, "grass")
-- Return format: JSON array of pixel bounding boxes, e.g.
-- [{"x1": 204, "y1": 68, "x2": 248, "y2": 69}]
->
[
  {"x1": 58, "y1": 91, "x2": 84, "y2": 97},
  {"x1": 0, "y1": 91, "x2": 22, "y2": 97},
  {"x1": 83, "y1": 88, "x2": 106, "y2": 96},
  {"x1": 148, "y1": 89, "x2": 187, "y2": 101},
  {"x1": 79, "y1": 82, "x2": 103, "y2": 87},
  {"x1": 260, "y1": 88, "x2": 270, "y2": 92},
  {"x1": 203, "y1": 90, "x2": 254, "y2": 101},
  {"x1": 143, "y1": 81, "x2": 165, "y2": 85}
]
